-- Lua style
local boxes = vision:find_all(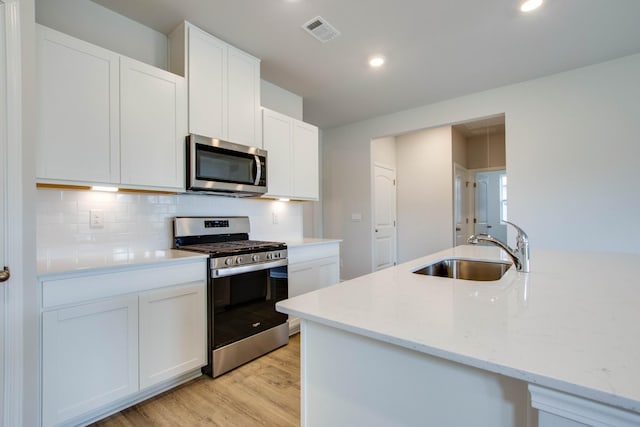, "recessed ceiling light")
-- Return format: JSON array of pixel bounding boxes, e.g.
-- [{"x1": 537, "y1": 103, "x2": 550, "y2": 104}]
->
[
  {"x1": 520, "y1": 0, "x2": 543, "y2": 12},
  {"x1": 369, "y1": 56, "x2": 385, "y2": 68}
]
